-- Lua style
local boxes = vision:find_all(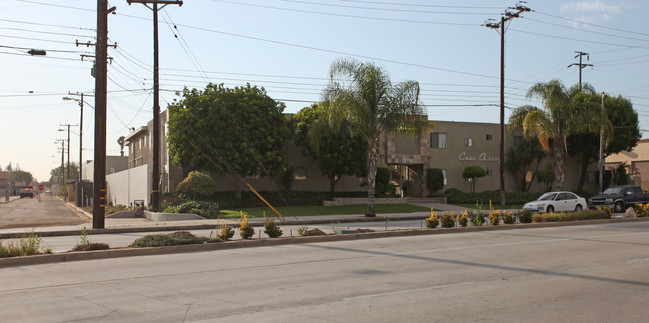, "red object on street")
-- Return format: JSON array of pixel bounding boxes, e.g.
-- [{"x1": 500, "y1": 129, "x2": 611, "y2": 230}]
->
[{"x1": 38, "y1": 184, "x2": 44, "y2": 191}]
